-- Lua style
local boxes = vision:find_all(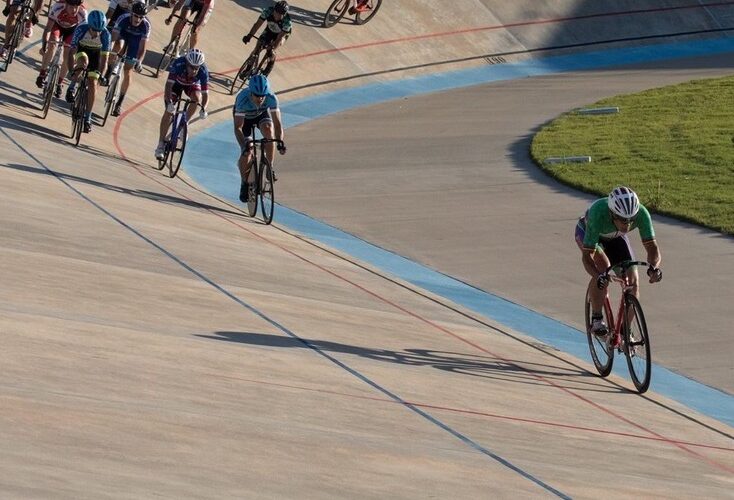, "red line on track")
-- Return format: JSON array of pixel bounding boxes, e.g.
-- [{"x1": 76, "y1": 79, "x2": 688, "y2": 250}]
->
[
  {"x1": 109, "y1": 2, "x2": 734, "y2": 474},
  {"x1": 212, "y1": 372, "x2": 734, "y2": 453}
]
